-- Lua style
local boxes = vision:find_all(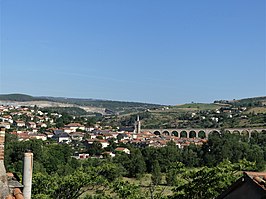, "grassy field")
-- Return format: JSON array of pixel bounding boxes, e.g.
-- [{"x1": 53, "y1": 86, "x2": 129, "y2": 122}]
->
[
  {"x1": 122, "y1": 174, "x2": 174, "y2": 197},
  {"x1": 174, "y1": 103, "x2": 224, "y2": 110},
  {"x1": 150, "y1": 103, "x2": 225, "y2": 114},
  {"x1": 81, "y1": 174, "x2": 174, "y2": 198},
  {"x1": 245, "y1": 107, "x2": 266, "y2": 114}
]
